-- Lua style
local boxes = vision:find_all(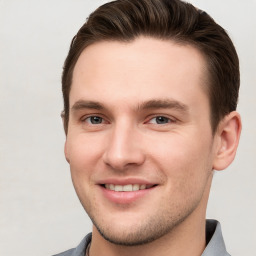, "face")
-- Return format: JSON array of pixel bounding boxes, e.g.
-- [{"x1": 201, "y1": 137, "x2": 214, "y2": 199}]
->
[{"x1": 65, "y1": 37, "x2": 218, "y2": 245}]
